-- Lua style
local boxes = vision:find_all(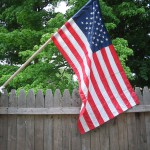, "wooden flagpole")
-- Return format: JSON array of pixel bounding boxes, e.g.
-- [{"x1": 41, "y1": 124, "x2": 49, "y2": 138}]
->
[{"x1": 0, "y1": 38, "x2": 52, "y2": 93}]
